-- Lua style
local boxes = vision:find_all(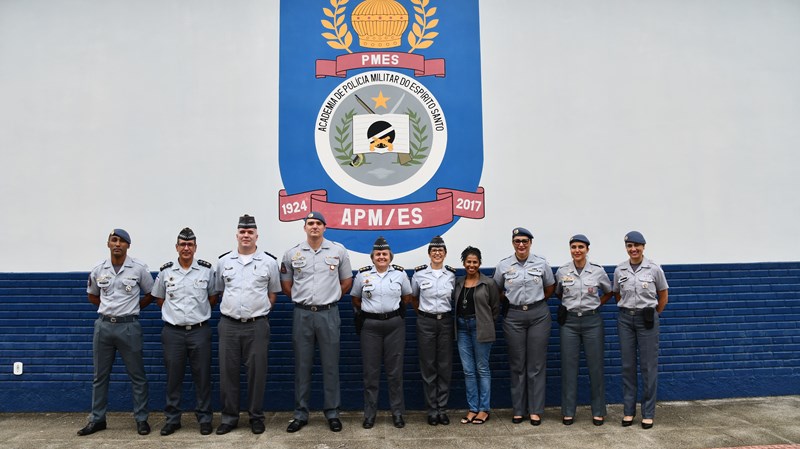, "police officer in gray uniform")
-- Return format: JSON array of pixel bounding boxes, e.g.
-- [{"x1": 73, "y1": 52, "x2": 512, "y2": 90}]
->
[
  {"x1": 351, "y1": 237, "x2": 413, "y2": 430},
  {"x1": 151, "y1": 227, "x2": 217, "y2": 436},
  {"x1": 554, "y1": 234, "x2": 613, "y2": 426},
  {"x1": 213, "y1": 215, "x2": 282, "y2": 435},
  {"x1": 280, "y1": 212, "x2": 352, "y2": 433},
  {"x1": 78, "y1": 229, "x2": 154, "y2": 436},
  {"x1": 613, "y1": 231, "x2": 669, "y2": 429},
  {"x1": 493, "y1": 227, "x2": 555, "y2": 426},
  {"x1": 410, "y1": 235, "x2": 456, "y2": 426}
]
